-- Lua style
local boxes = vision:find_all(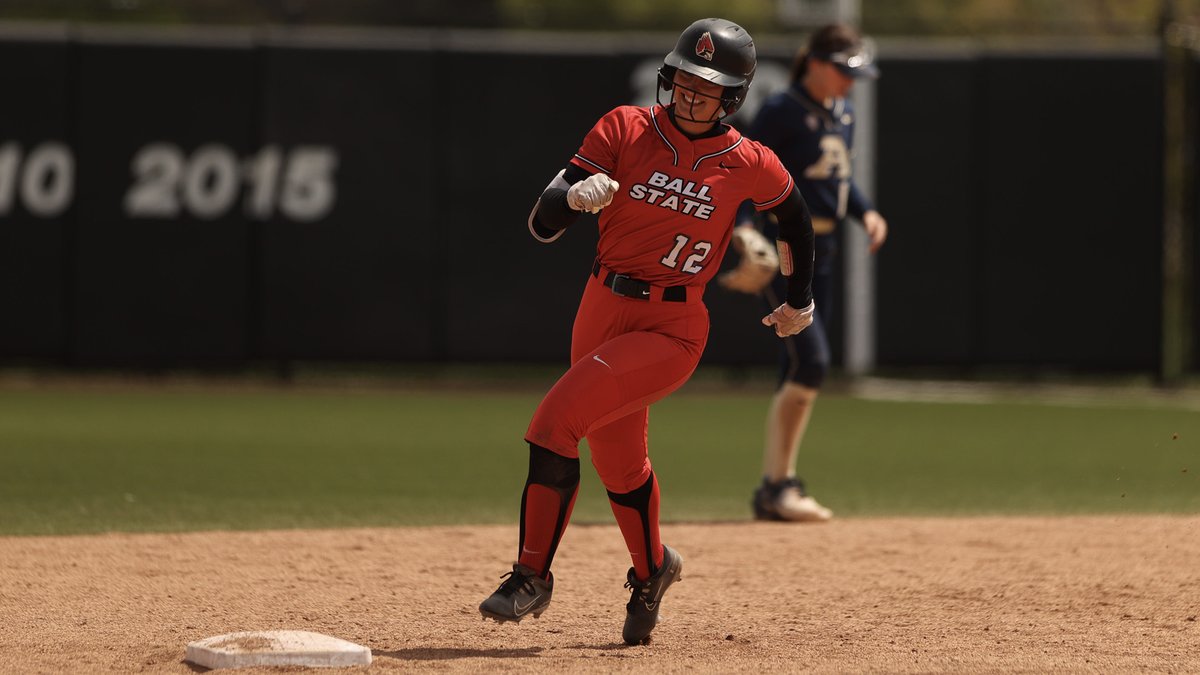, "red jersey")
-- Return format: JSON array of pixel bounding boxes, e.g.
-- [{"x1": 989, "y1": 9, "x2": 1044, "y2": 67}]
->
[{"x1": 570, "y1": 104, "x2": 794, "y2": 288}]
